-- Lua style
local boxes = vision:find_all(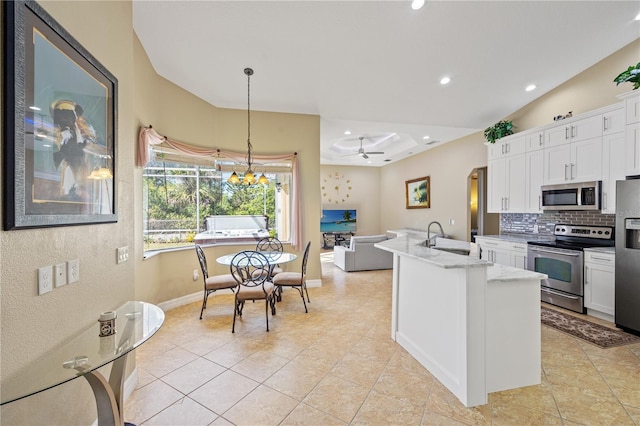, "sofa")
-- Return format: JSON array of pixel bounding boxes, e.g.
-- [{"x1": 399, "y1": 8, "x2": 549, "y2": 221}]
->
[{"x1": 333, "y1": 234, "x2": 394, "y2": 272}]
